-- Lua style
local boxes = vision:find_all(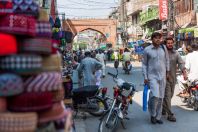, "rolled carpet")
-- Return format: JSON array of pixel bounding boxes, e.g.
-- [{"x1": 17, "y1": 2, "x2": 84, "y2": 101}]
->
[
  {"x1": 51, "y1": 87, "x2": 65, "y2": 102},
  {"x1": 42, "y1": 54, "x2": 62, "y2": 72},
  {"x1": 0, "y1": 112, "x2": 37, "y2": 132}
]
